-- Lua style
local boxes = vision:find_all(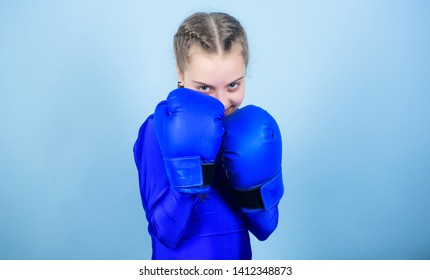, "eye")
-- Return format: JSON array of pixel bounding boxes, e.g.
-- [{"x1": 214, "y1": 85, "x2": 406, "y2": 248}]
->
[
  {"x1": 198, "y1": 85, "x2": 211, "y2": 93},
  {"x1": 228, "y1": 82, "x2": 239, "y2": 90}
]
